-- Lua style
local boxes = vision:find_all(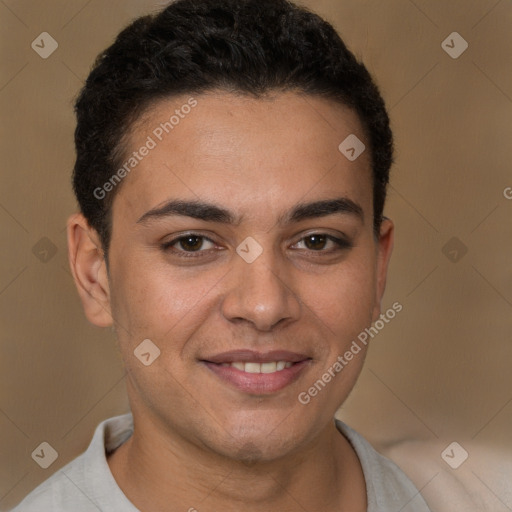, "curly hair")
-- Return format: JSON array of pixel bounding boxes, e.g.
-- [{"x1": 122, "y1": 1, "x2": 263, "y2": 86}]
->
[{"x1": 73, "y1": 0, "x2": 393, "y2": 254}]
